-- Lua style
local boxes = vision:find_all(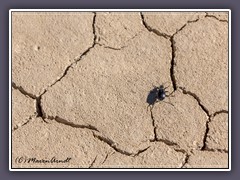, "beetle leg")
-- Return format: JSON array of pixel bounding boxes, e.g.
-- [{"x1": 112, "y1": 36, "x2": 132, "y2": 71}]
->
[
  {"x1": 147, "y1": 104, "x2": 151, "y2": 112},
  {"x1": 147, "y1": 102, "x2": 155, "y2": 112},
  {"x1": 166, "y1": 90, "x2": 175, "y2": 97},
  {"x1": 162, "y1": 100, "x2": 174, "y2": 106}
]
